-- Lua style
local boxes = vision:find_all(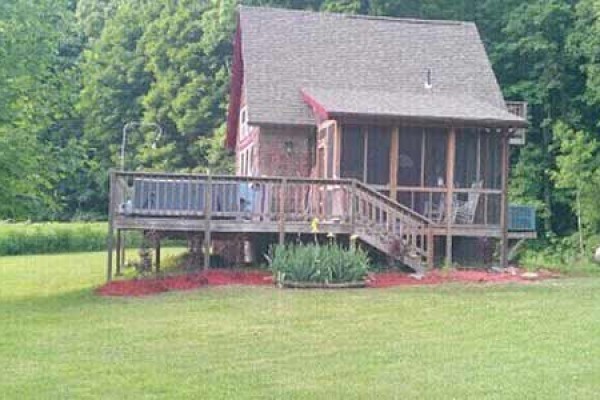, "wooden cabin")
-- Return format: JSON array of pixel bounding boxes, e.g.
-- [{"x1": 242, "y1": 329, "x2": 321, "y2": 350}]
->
[{"x1": 107, "y1": 7, "x2": 535, "y2": 279}]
